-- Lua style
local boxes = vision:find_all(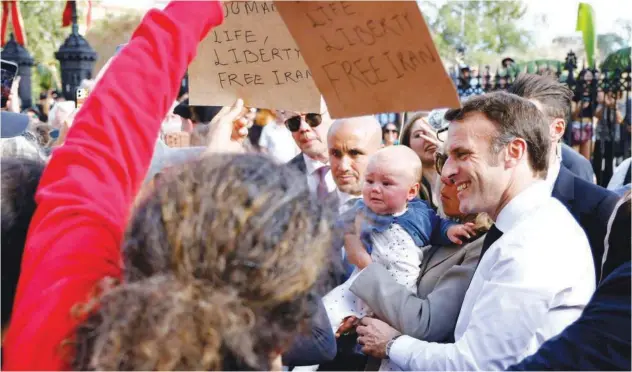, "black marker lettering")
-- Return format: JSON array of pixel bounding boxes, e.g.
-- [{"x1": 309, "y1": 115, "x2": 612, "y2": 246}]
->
[
  {"x1": 212, "y1": 30, "x2": 221, "y2": 44},
  {"x1": 213, "y1": 49, "x2": 228, "y2": 66},
  {"x1": 272, "y1": 70, "x2": 284, "y2": 85},
  {"x1": 228, "y1": 48, "x2": 241, "y2": 64},
  {"x1": 380, "y1": 17, "x2": 401, "y2": 37},
  {"x1": 218, "y1": 72, "x2": 228, "y2": 88},
  {"x1": 245, "y1": 1, "x2": 258, "y2": 14},
  {"x1": 341, "y1": 60, "x2": 368, "y2": 90},
  {"x1": 353, "y1": 58, "x2": 378, "y2": 85},
  {"x1": 271, "y1": 48, "x2": 281, "y2": 61},
  {"x1": 353, "y1": 25, "x2": 376, "y2": 46},
  {"x1": 228, "y1": 73, "x2": 243, "y2": 87},
  {"x1": 383, "y1": 51, "x2": 404, "y2": 78},
  {"x1": 417, "y1": 44, "x2": 437, "y2": 63},
  {"x1": 244, "y1": 49, "x2": 259, "y2": 64},
  {"x1": 322, "y1": 61, "x2": 342, "y2": 100},
  {"x1": 368, "y1": 56, "x2": 388, "y2": 83},
  {"x1": 259, "y1": 48, "x2": 271, "y2": 63},
  {"x1": 245, "y1": 30, "x2": 256, "y2": 43},
  {"x1": 284, "y1": 71, "x2": 297, "y2": 83}
]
